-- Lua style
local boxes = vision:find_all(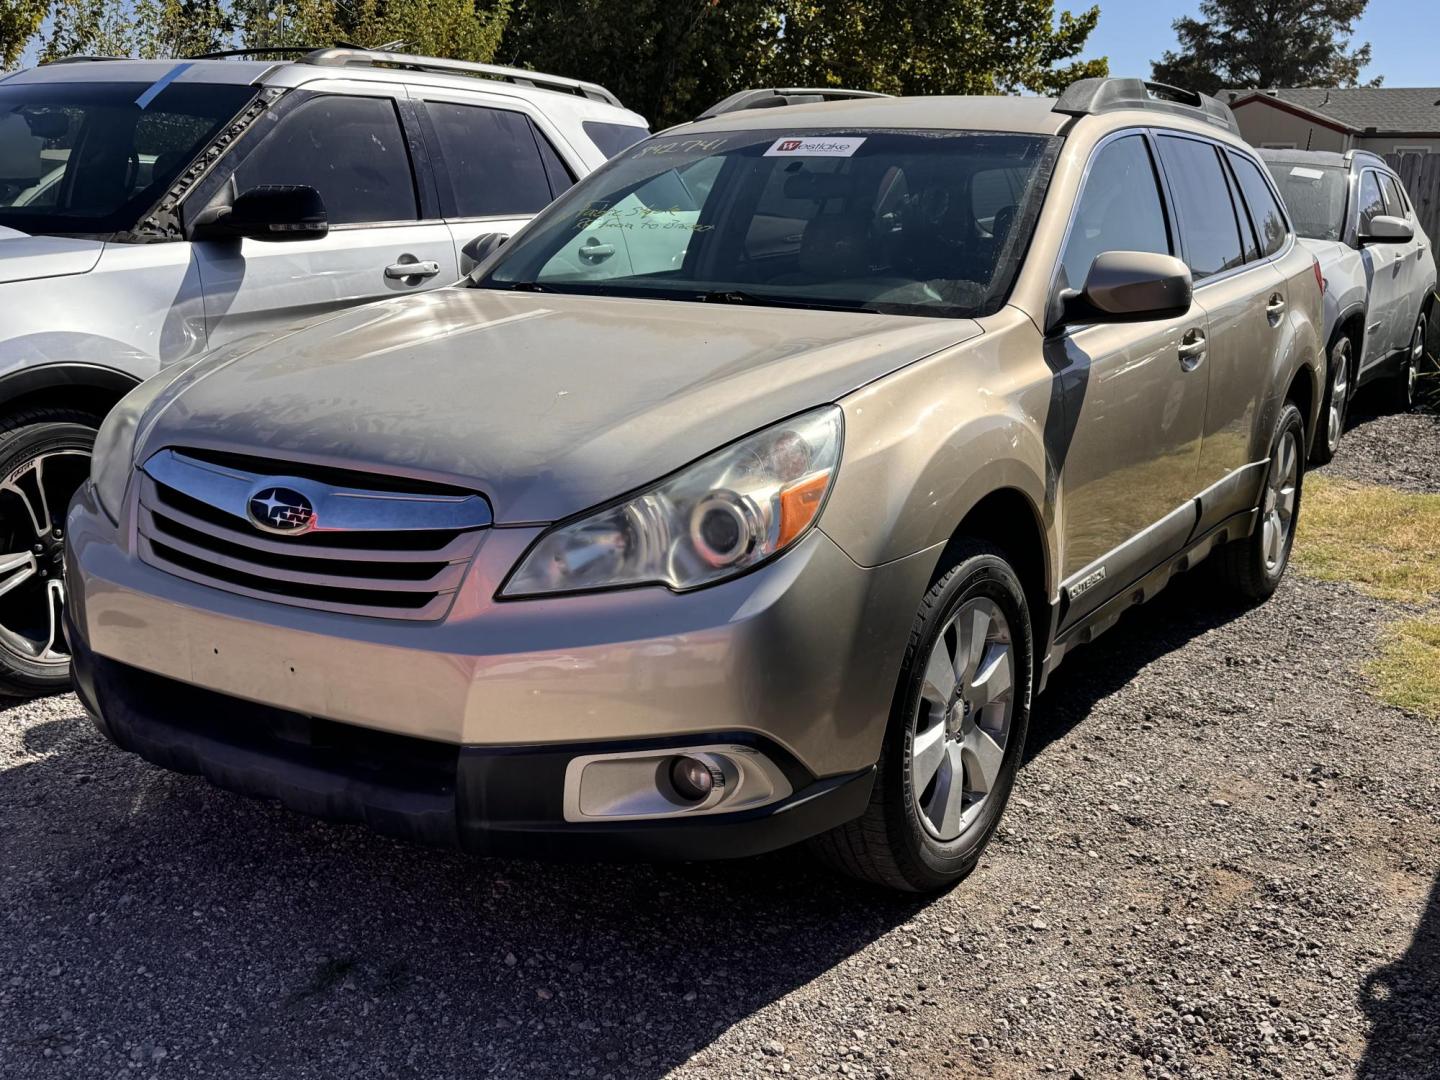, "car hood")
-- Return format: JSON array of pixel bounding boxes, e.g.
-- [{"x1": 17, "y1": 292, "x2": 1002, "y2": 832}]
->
[
  {"x1": 0, "y1": 227, "x2": 105, "y2": 285},
  {"x1": 145, "y1": 287, "x2": 981, "y2": 523}
]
